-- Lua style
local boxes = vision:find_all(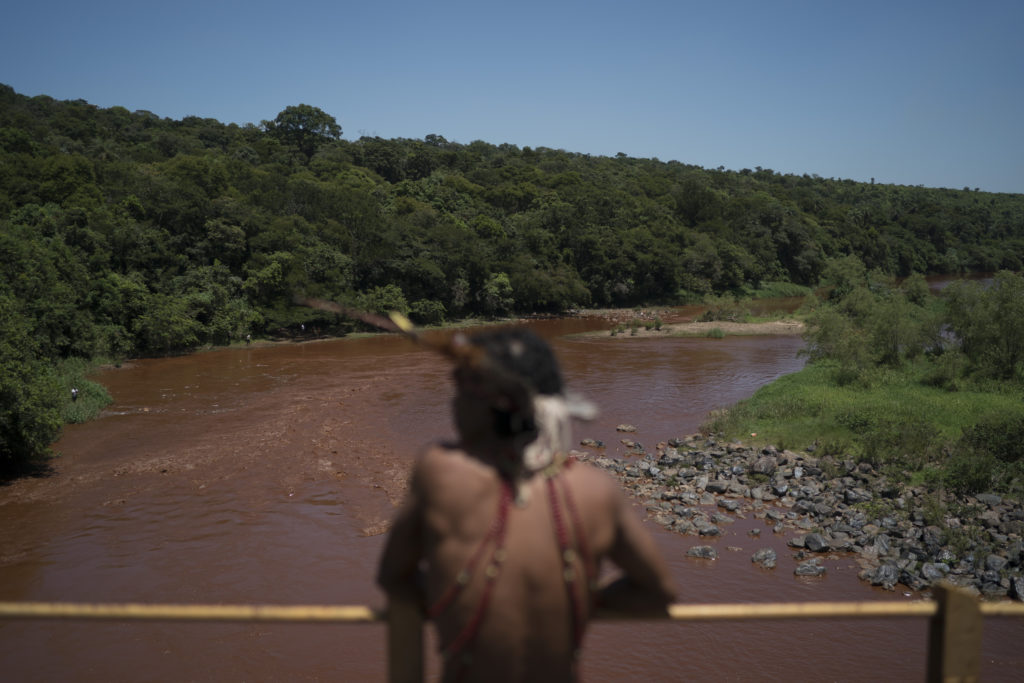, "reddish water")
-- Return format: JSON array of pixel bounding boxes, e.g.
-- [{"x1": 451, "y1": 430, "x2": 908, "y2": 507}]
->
[{"x1": 1, "y1": 314, "x2": 1021, "y2": 681}]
